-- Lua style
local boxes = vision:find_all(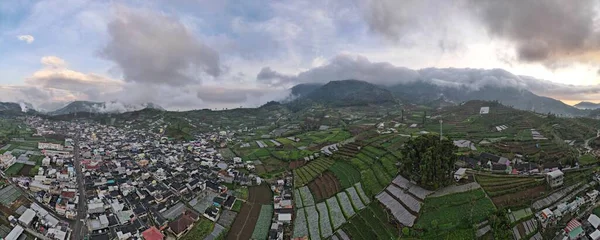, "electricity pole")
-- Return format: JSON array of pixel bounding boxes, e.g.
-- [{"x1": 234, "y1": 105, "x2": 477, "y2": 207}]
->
[{"x1": 440, "y1": 119, "x2": 443, "y2": 141}]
